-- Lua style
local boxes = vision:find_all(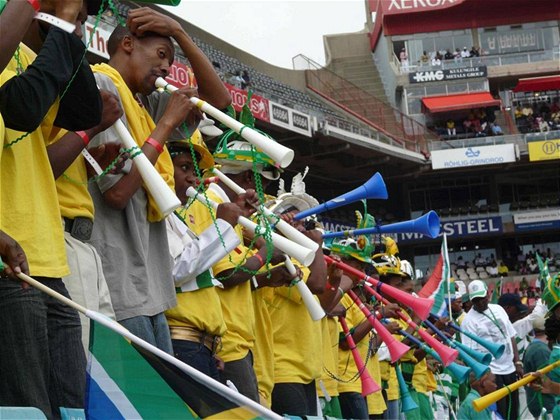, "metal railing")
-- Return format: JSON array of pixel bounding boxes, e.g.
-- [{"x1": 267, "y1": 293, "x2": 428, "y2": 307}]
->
[
  {"x1": 397, "y1": 48, "x2": 560, "y2": 75},
  {"x1": 428, "y1": 133, "x2": 528, "y2": 151},
  {"x1": 295, "y1": 54, "x2": 437, "y2": 154}
]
